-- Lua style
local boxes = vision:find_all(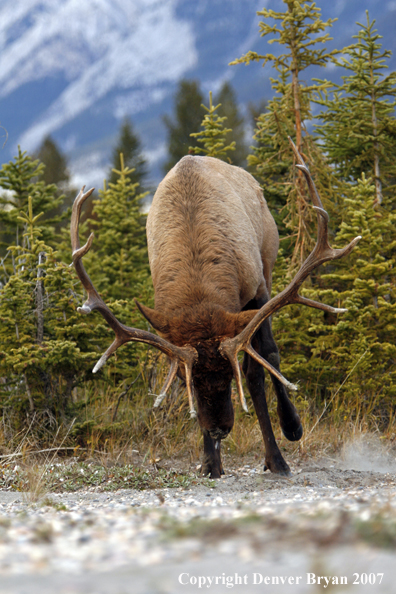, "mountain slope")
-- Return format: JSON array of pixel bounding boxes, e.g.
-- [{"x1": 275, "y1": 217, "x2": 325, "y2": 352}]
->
[{"x1": 0, "y1": 0, "x2": 394, "y2": 185}]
